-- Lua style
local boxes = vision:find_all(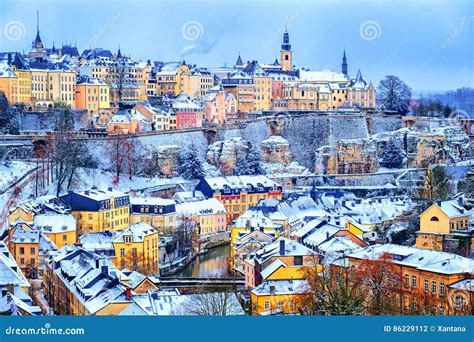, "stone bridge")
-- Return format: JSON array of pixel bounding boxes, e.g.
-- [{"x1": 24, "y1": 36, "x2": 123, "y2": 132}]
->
[{"x1": 156, "y1": 277, "x2": 245, "y2": 289}]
